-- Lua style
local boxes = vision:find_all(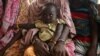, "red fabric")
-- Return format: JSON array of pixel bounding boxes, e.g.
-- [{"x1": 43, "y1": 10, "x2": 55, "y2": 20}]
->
[
  {"x1": 71, "y1": 12, "x2": 89, "y2": 19},
  {"x1": 73, "y1": 35, "x2": 92, "y2": 43}
]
